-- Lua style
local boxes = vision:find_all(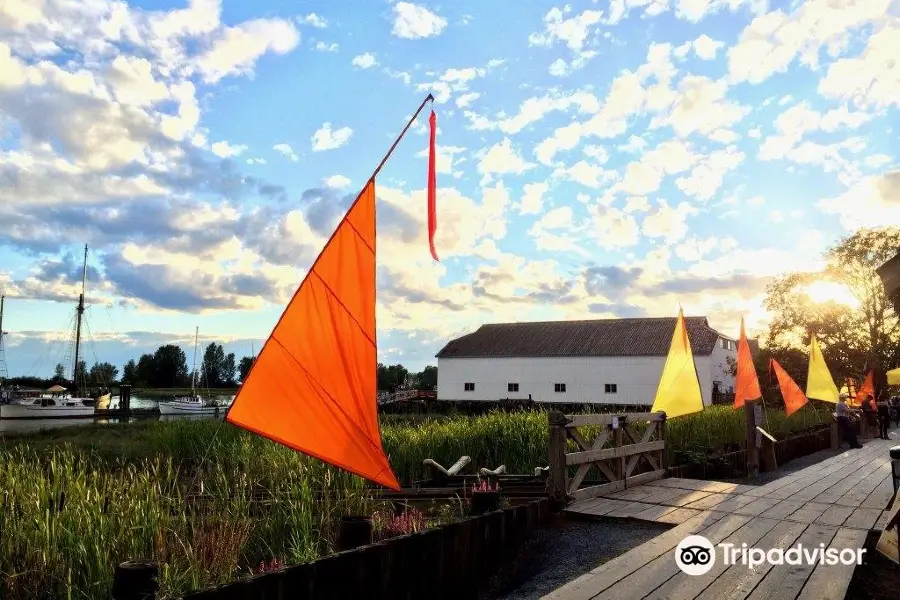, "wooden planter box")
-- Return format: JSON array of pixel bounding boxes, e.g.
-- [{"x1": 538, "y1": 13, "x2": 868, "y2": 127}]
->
[{"x1": 180, "y1": 498, "x2": 550, "y2": 600}]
